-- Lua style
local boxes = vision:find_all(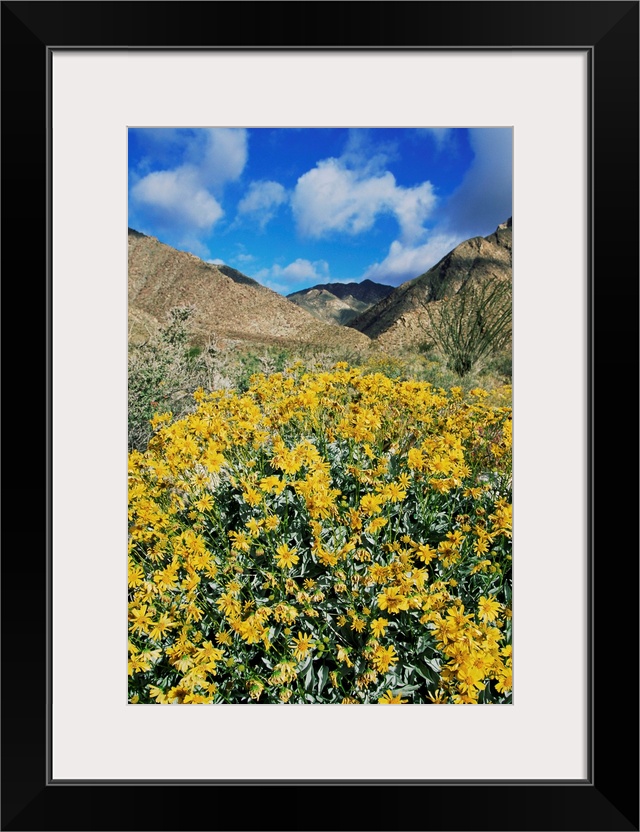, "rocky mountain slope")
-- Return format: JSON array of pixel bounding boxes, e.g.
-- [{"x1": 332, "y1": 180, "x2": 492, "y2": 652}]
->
[
  {"x1": 348, "y1": 219, "x2": 512, "y2": 351},
  {"x1": 128, "y1": 229, "x2": 371, "y2": 350},
  {"x1": 287, "y1": 279, "x2": 394, "y2": 325}
]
